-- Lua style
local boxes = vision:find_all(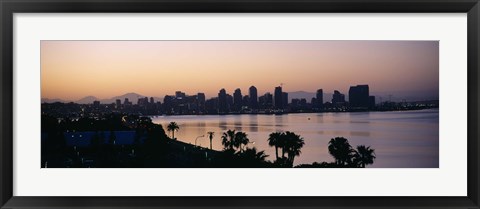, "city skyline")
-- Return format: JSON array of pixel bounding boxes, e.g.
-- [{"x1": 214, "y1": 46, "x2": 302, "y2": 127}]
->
[{"x1": 41, "y1": 41, "x2": 439, "y2": 101}]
